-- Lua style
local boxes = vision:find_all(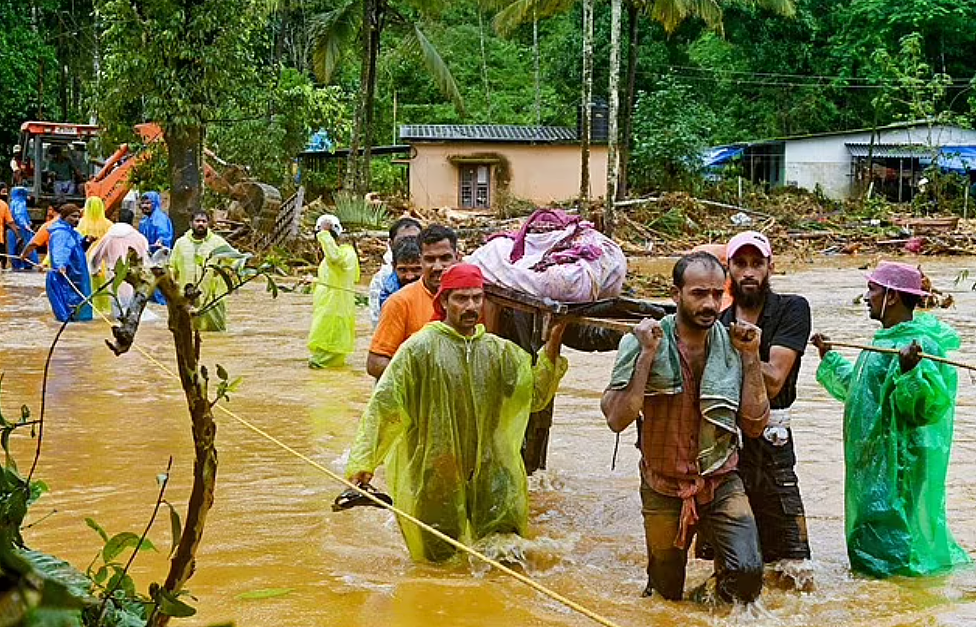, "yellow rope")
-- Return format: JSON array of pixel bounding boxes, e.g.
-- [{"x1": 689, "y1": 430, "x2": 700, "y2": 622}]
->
[{"x1": 20, "y1": 261, "x2": 627, "y2": 627}]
